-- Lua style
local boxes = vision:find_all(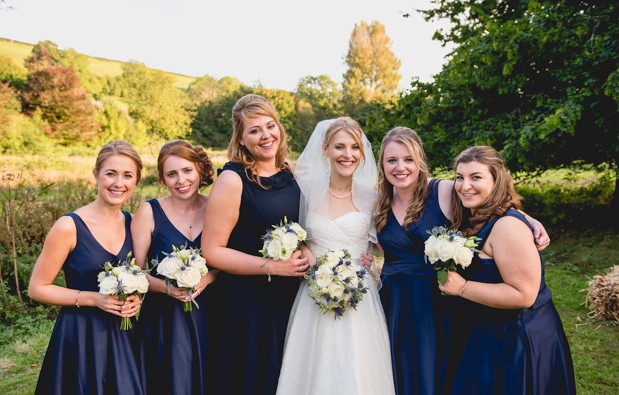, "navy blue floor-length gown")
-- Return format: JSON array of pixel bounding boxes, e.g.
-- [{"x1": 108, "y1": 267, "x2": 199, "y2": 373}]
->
[
  {"x1": 137, "y1": 198, "x2": 220, "y2": 395},
  {"x1": 215, "y1": 162, "x2": 301, "y2": 395},
  {"x1": 377, "y1": 179, "x2": 451, "y2": 395},
  {"x1": 441, "y1": 210, "x2": 575, "y2": 395},
  {"x1": 35, "y1": 211, "x2": 143, "y2": 395}
]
